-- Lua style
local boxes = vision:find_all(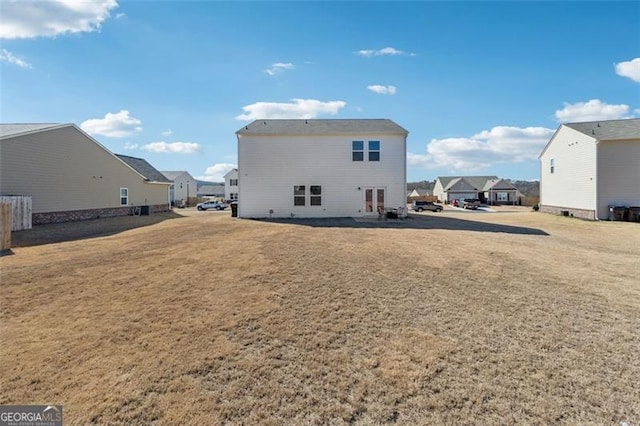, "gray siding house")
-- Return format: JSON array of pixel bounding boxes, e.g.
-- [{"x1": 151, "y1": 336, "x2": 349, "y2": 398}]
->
[{"x1": 0, "y1": 123, "x2": 171, "y2": 224}]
